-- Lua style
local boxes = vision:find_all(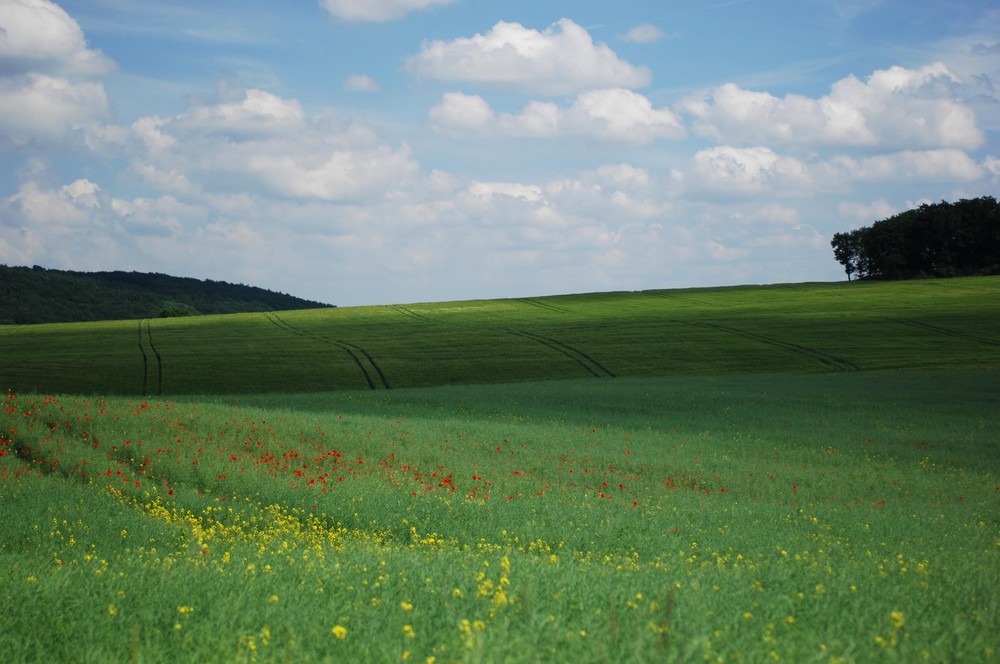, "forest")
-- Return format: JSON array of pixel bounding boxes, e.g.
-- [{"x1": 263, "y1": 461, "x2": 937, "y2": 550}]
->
[
  {"x1": 0, "y1": 265, "x2": 333, "y2": 324},
  {"x1": 831, "y1": 196, "x2": 1000, "y2": 281}
]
